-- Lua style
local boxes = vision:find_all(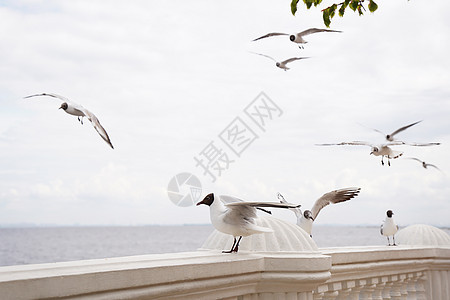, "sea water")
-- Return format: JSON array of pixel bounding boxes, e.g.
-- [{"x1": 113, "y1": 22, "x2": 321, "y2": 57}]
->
[{"x1": 1, "y1": 225, "x2": 449, "y2": 267}]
